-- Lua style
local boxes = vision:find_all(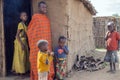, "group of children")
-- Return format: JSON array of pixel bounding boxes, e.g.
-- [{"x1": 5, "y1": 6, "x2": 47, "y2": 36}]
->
[
  {"x1": 12, "y1": 8, "x2": 120, "y2": 80},
  {"x1": 37, "y1": 36, "x2": 69, "y2": 80},
  {"x1": 12, "y1": 12, "x2": 69, "y2": 80}
]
